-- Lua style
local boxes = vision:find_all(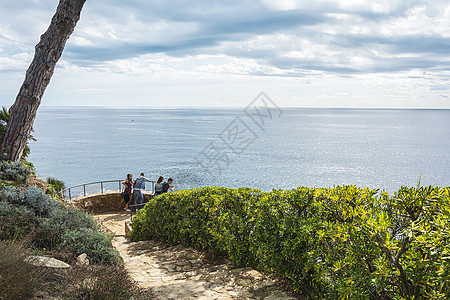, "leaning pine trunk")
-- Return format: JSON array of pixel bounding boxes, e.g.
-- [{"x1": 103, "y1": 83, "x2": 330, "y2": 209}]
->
[{"x1": 0, "y1": 0, "x2": 86, "y2": 161}]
